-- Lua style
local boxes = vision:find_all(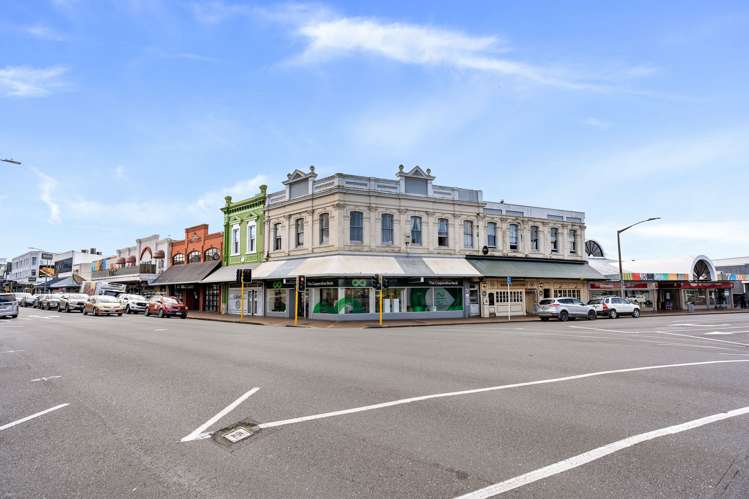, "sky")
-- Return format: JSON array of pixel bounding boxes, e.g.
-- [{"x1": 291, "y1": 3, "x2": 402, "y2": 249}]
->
[{"x1": 2, "y1": 0, "x2": 749, "y2": 261}]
